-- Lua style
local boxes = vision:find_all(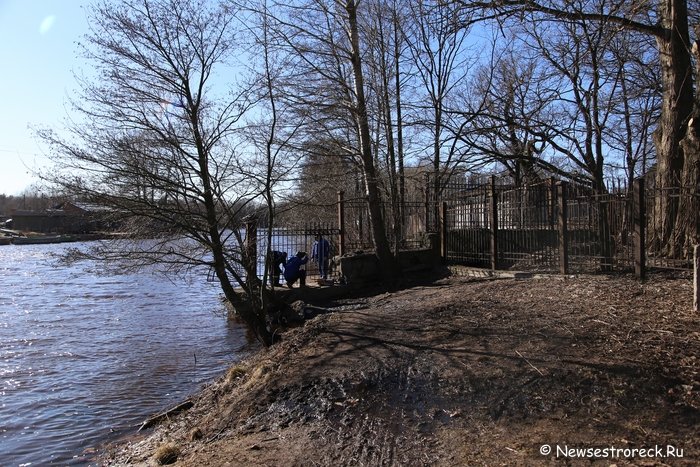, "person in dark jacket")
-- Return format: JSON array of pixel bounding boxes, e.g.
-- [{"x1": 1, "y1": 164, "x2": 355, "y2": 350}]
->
[
  {"x1": 269, "y1": 250, "x2": 287, "y2": 286},
  {"x1": 284, "y1": 251, "x2": 308, "y2": 288},
  {"x1": 312, "y1": 234, "x2": 331, "y2": 279}
]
